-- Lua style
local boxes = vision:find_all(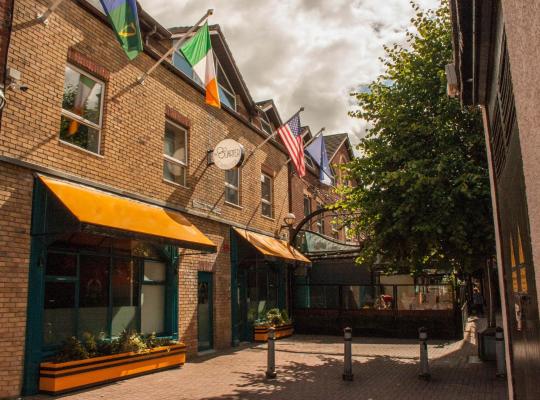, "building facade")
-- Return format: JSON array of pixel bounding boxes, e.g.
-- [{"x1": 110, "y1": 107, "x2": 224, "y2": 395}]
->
[
  {"x1": 450, "y1": 1, "x2": 540, "y2": 398},
  {"x1": 0, "y1": 0, "x2": 309, "y2": 396}
]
